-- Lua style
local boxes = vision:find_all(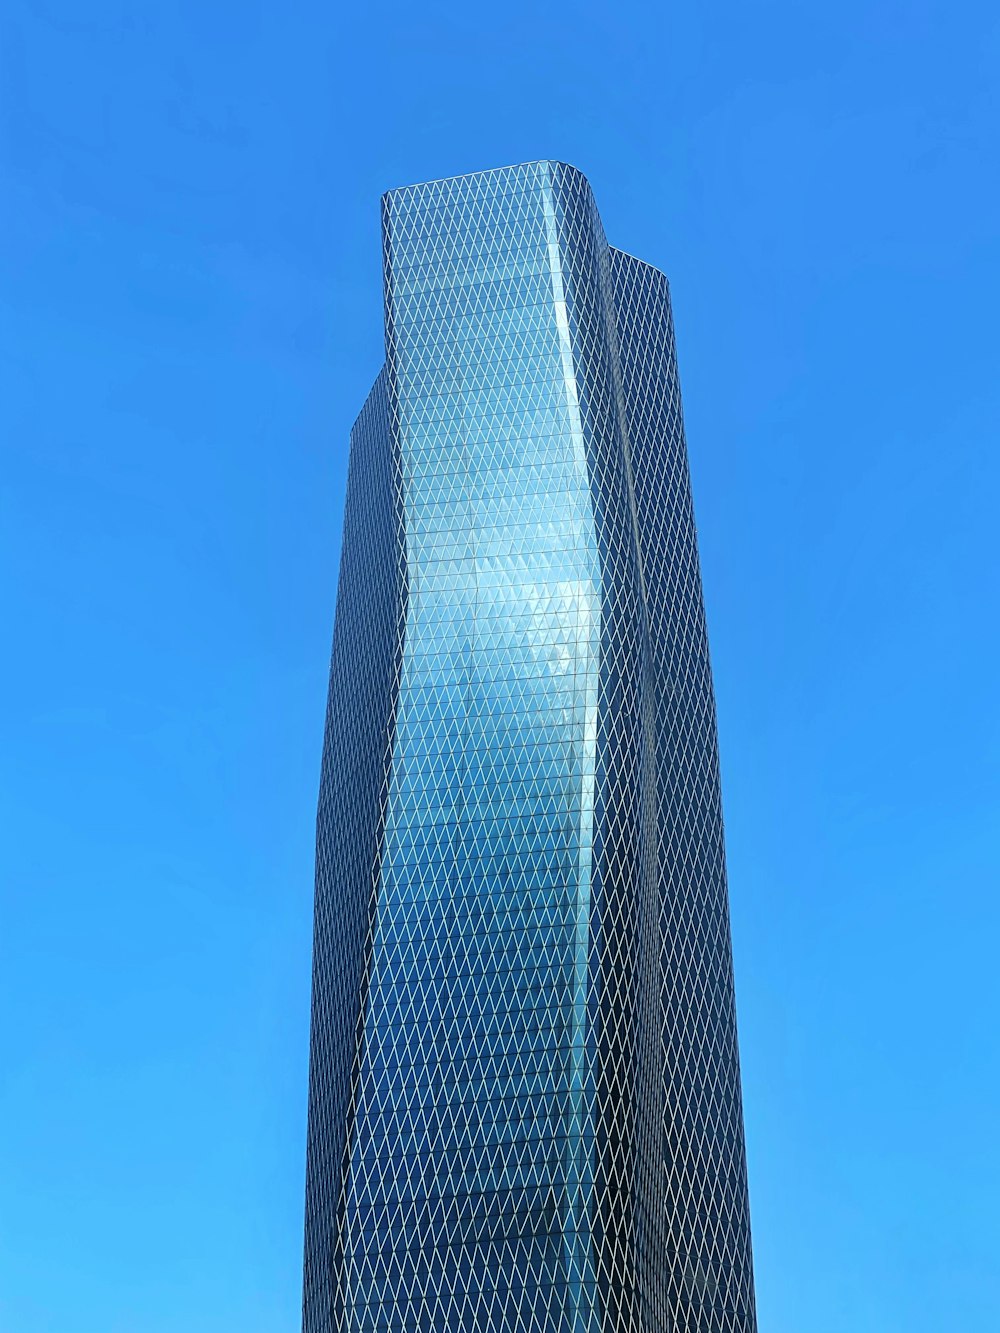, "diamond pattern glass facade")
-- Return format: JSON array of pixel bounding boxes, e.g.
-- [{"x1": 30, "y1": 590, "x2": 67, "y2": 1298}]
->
[{"x1": 304, "y1": 162, "x2": 756, "y2": 1333}]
